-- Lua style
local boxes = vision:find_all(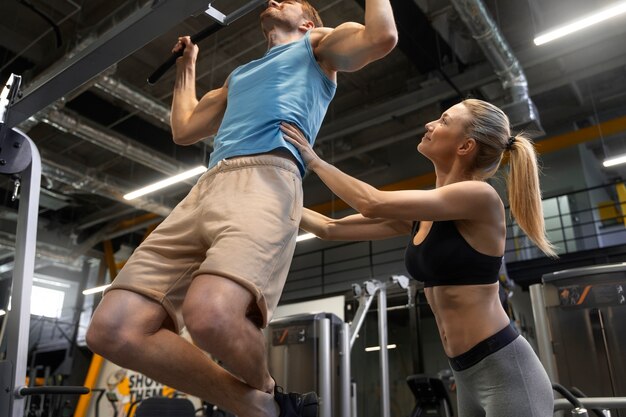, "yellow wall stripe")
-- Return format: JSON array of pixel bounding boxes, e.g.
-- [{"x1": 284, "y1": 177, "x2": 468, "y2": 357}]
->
[{"x1": 73, "y1": 354, "x2": 104, "y2": 417}]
